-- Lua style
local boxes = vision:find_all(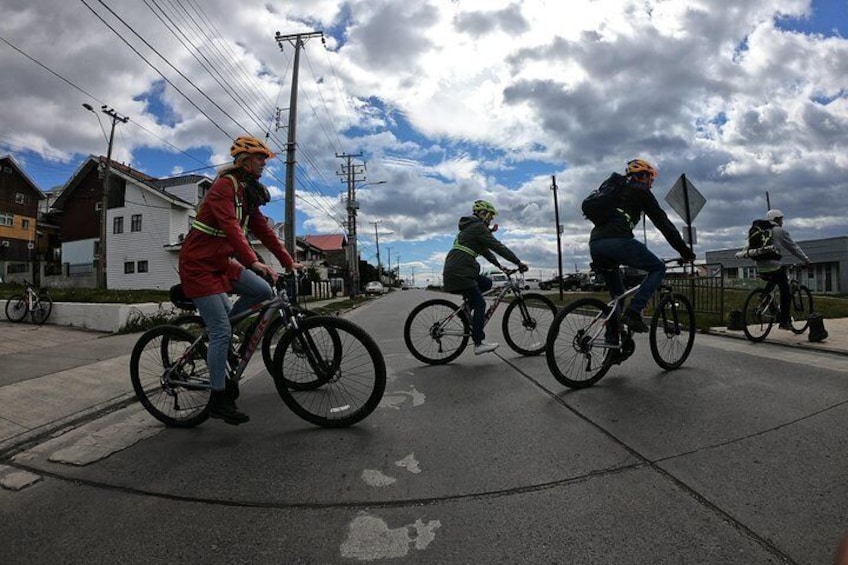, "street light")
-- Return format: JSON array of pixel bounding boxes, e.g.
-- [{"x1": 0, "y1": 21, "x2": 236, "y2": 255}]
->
[{"x1": 83, "y1": 103, "x2": 128, "y2": 289}]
